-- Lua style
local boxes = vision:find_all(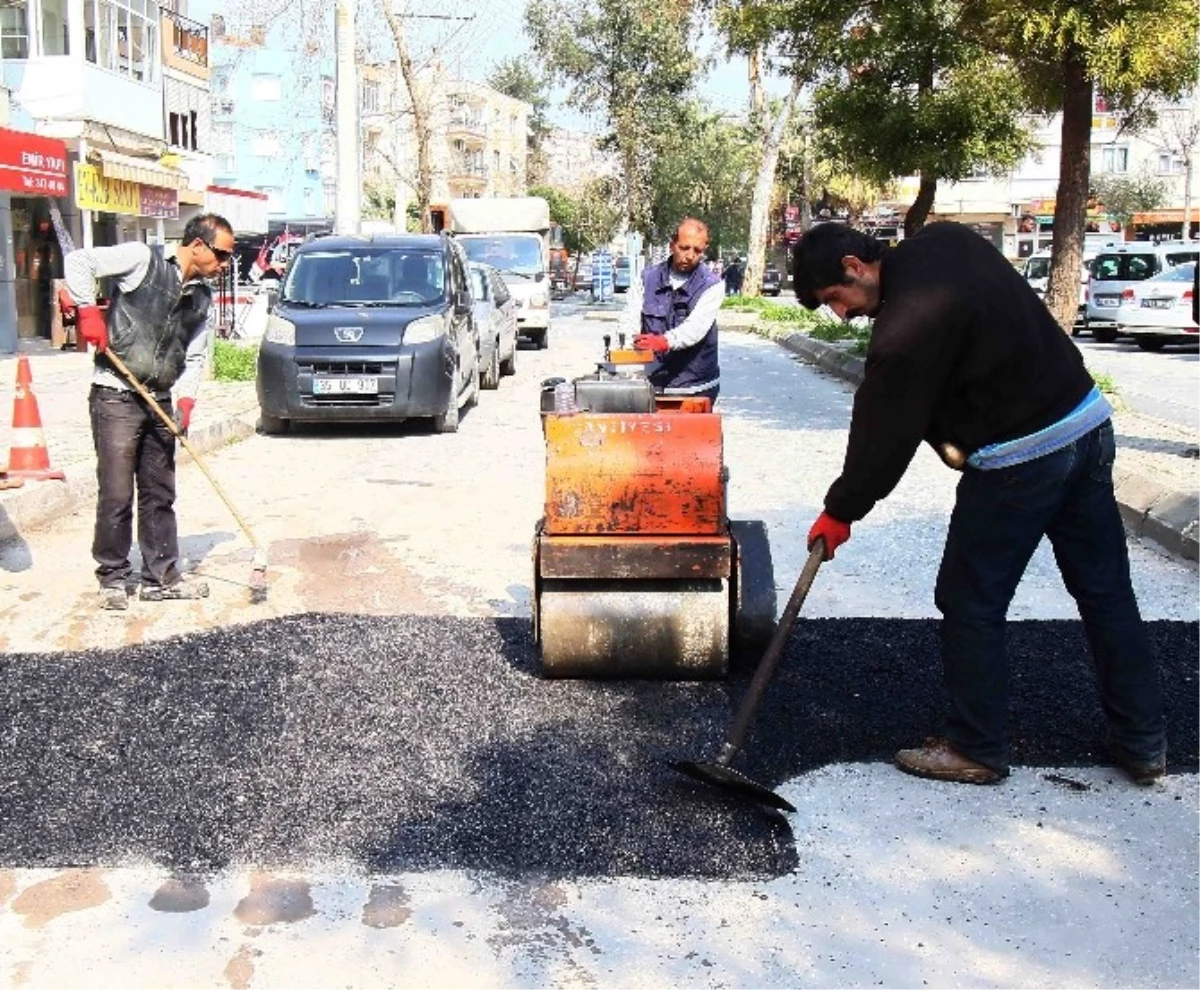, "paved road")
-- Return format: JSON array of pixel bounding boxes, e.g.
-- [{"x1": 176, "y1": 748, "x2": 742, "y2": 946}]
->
[
  {"x1": 0, "y1": 305, "x2": 1196, "y2": 988},
  {"x1": 1076, "y1": 334, "x2": 1199, "y2": 434}
]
